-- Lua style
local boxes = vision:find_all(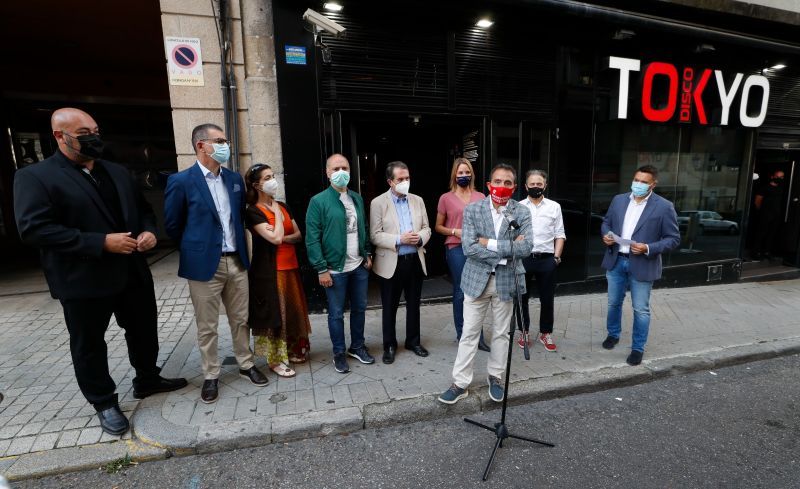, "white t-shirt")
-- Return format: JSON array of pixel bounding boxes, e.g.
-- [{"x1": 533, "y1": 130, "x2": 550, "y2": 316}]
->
[{"x1": 332, "y1": 192, "x2": 363, "y2": 274}]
